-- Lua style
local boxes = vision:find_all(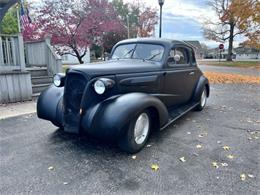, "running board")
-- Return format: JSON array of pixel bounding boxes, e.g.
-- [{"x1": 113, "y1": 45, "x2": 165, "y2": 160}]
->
[{"x1": 160, "y1": 102, "x2": 199, "y2": 130}]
